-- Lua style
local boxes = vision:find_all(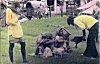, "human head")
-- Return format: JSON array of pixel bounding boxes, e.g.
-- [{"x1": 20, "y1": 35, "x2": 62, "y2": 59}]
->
[
  {"x1": 56, "y1": 28, "x2": 64, "y2": 36},
  {"x1": 0, "y1": 0, "x2": 7, "y2": 9},
  {"x1": 1, "y1": 3, "x2": 6, "y2": 9},
  {"x1": 67, "y1": 15, "x2": 75, "y2": 26},
  {"x1": 41, "y1": 32, "x2": 53, "y2": 39}
]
